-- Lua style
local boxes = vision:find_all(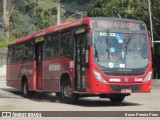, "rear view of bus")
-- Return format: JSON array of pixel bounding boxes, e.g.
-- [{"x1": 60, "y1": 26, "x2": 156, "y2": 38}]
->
[{"x1": 87, "y1": 17, "x2": 152, "y2": 102}]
